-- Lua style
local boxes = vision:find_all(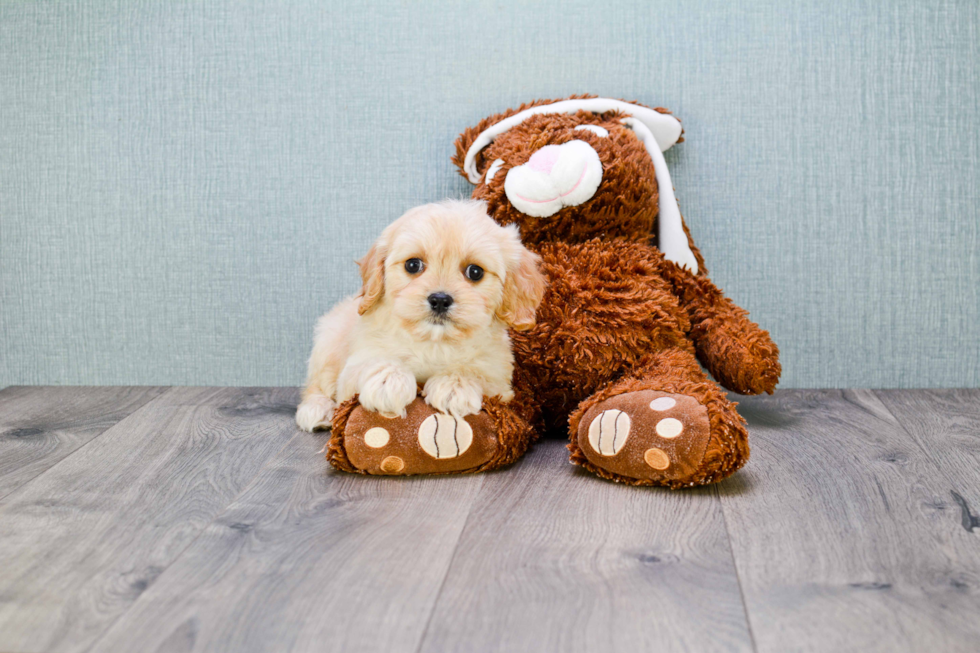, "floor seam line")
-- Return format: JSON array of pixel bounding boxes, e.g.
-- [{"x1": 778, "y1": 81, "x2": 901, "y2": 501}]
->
[
  {"x1": 413, "y1": 474, "x2": 487, "y2": 653},
  {"x1": 716, "y1": 483, "x2": 761, "y2": 653}
]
